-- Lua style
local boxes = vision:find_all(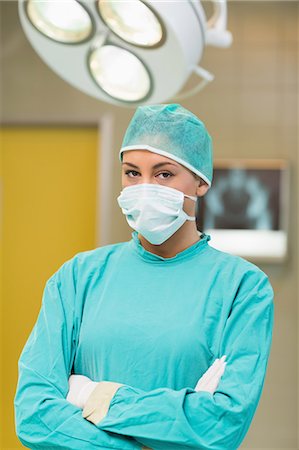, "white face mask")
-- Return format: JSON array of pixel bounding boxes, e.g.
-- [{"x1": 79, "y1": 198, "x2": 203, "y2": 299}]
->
[{"x1": 117, "y1": 183, "x2": 197, "y2": 245}]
